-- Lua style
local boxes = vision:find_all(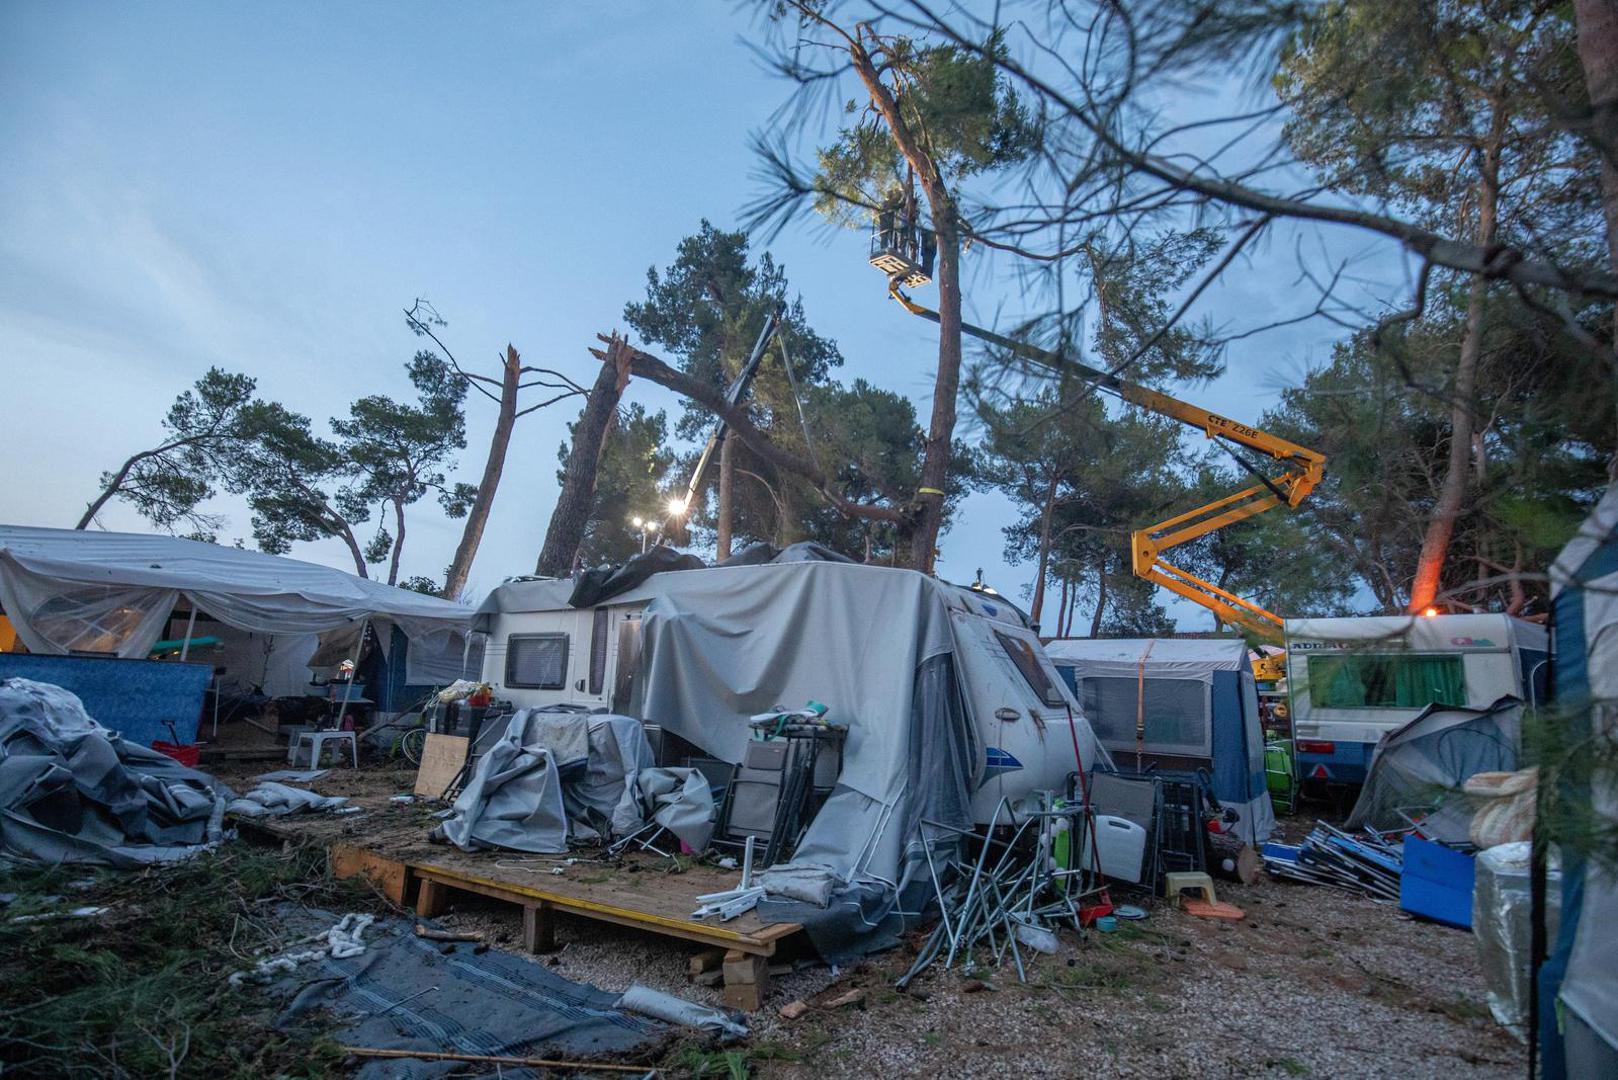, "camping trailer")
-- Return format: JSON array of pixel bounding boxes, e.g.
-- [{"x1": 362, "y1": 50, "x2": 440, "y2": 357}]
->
[
  {"x1": 473, "y1": 556, "x2": 1106, "y2": 828},
  {"x1": 1043, "y1": 637, "x2": 1276, "y2": 844},
  {"x1": 1284, "y1": 613, "x2": 1548, "y2": 785}
]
